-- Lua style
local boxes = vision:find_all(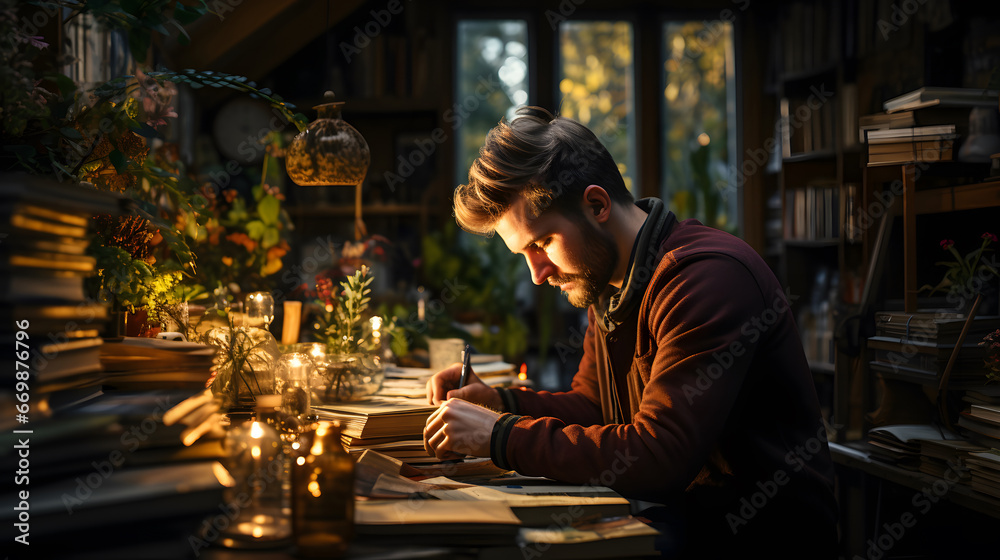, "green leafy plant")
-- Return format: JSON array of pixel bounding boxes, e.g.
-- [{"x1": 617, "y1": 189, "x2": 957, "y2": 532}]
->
[{"x1": 312, "y1": 265, "x2": 396, "y2": 355}]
